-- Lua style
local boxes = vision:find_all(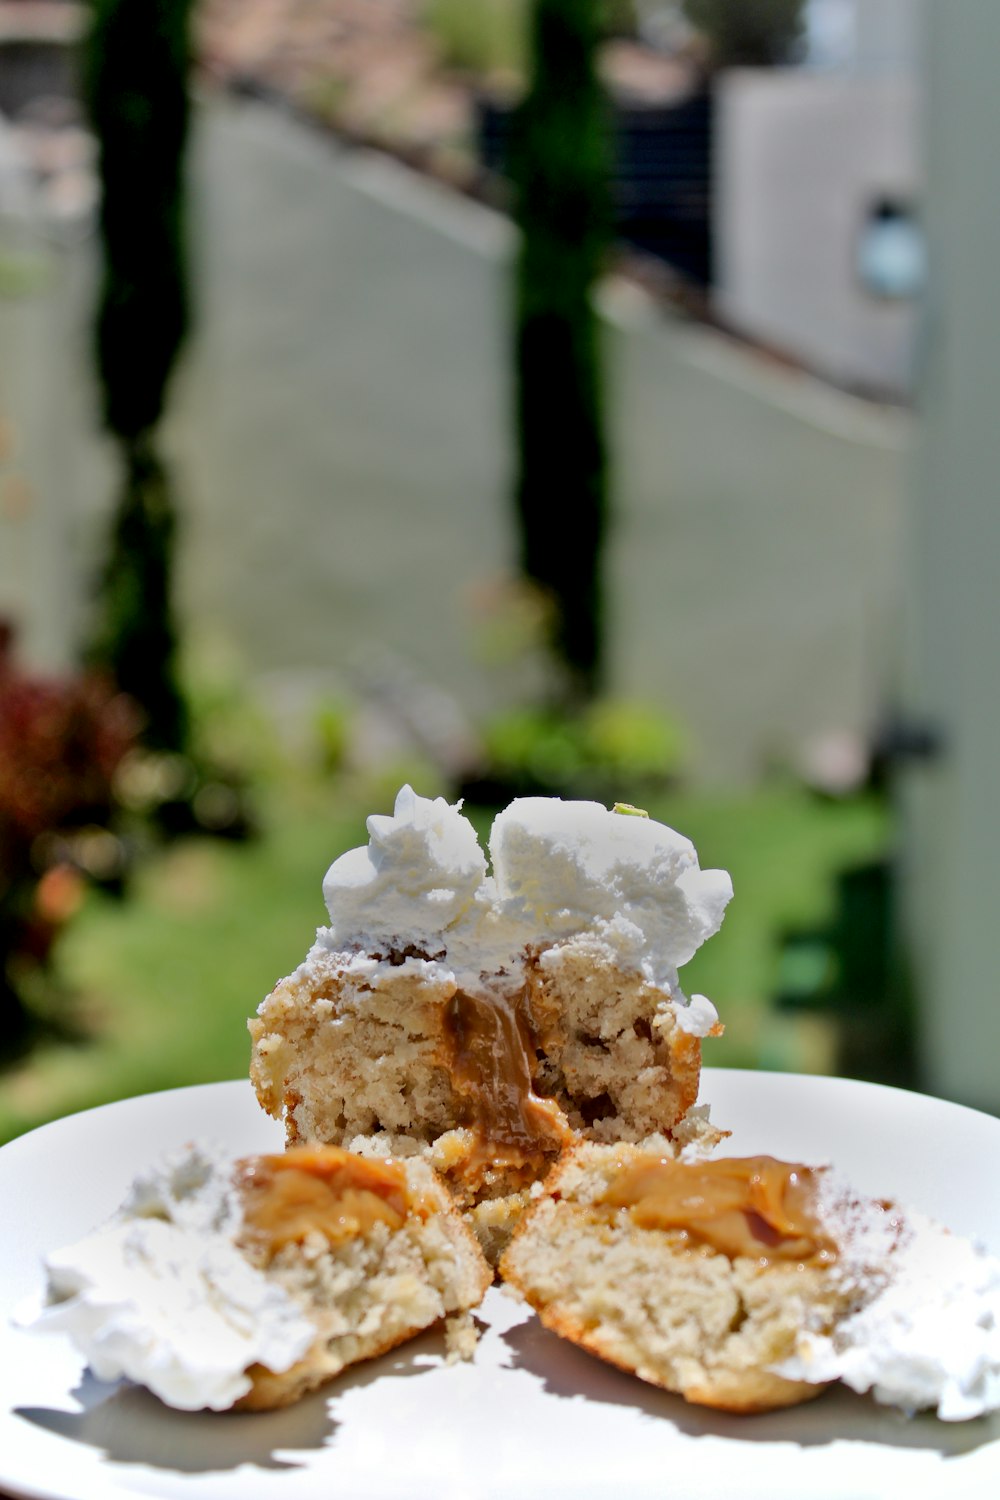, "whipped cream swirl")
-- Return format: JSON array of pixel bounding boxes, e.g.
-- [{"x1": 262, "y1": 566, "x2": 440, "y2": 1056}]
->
[
  {"x1": 323, "y1": 785, "x2": 487, "y2": 951},
  {"x1": 489, "y1": 796, "x2": 733, "y2": 985}
]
